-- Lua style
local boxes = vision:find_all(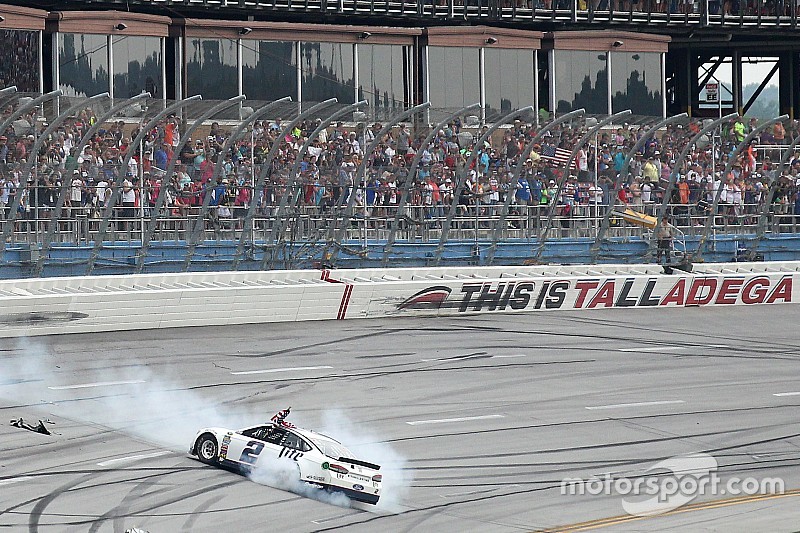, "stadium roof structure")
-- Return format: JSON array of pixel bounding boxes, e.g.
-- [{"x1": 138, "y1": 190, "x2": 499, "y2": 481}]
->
[{"x1": 4, "y1": 0, "x2": 800, "y2": 34}]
